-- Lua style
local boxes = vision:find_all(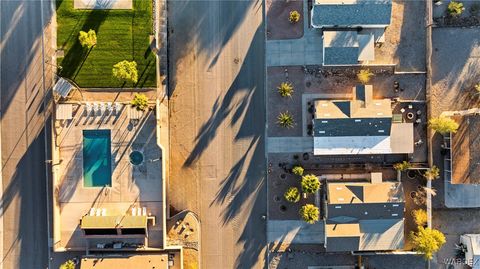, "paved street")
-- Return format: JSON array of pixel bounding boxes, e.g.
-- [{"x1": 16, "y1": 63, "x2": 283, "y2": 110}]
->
[
  {"x1": 167, "y1": 0, "x2": 267, "y2": 268},
  {"x1": 0, "y1": 0, "x2": 54, "y2": 268}
]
